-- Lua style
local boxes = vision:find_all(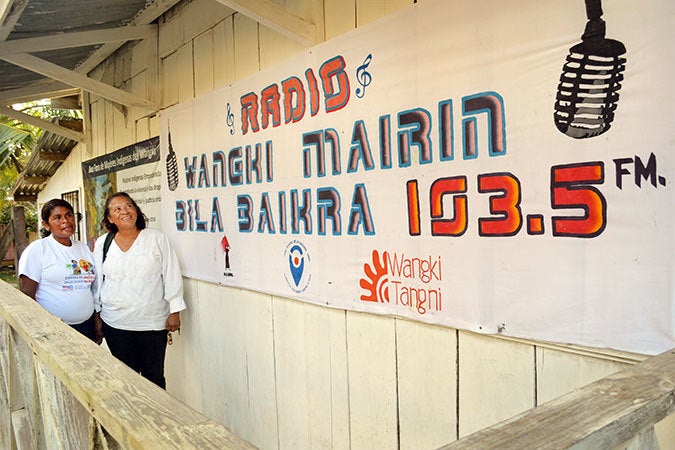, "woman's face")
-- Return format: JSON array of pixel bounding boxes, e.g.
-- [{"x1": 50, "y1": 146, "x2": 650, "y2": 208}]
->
[
  {"x1": 107, "y1": 196, "x2": 138, "y2": 230},
  {"x1": 44, "y1": 206, "x2": 76, "y2": 244}
]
